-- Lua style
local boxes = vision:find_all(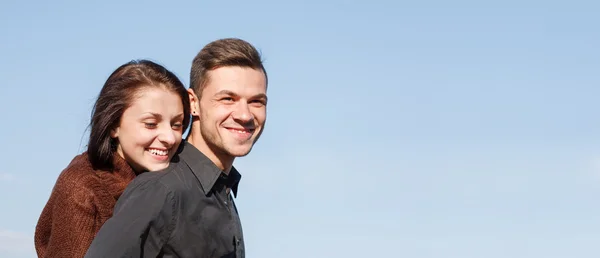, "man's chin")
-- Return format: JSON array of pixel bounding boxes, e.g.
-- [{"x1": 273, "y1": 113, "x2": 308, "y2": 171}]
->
[
  {"x1": 225, "y1": 145, "x2": 254, "y2": 157},
  {"x1": 229, "y1": 150, "x2": 252, "y2": 158}
]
